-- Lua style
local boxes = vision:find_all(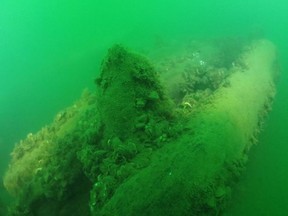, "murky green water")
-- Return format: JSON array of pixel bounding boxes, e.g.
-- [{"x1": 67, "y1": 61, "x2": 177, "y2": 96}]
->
[{"x1": 1, "y1": 0, "x2": 287, "y2": 215}]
